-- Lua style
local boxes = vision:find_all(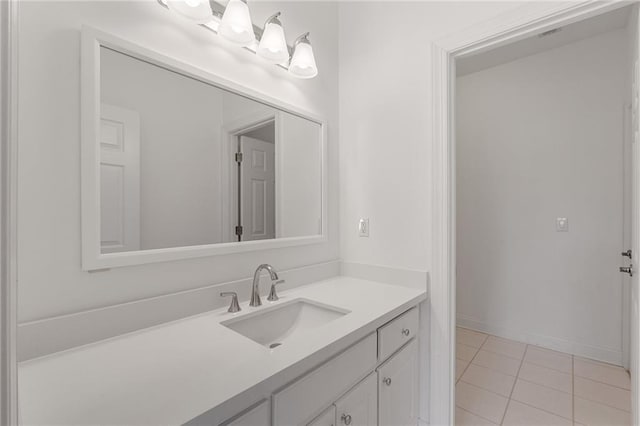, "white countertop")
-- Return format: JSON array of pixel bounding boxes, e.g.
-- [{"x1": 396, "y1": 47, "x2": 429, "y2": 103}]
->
[{"x1": 18, "y1": 277, "x2": 427, "y2": 425}]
